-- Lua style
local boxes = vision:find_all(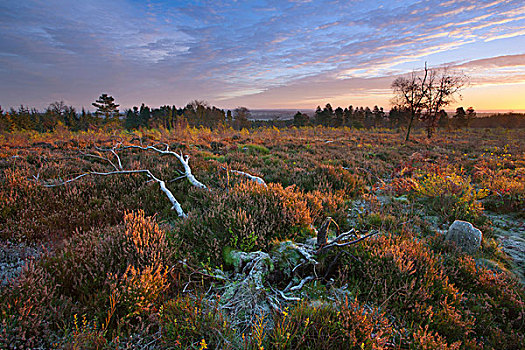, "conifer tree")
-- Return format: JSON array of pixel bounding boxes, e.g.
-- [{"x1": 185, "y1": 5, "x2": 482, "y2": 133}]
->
[{"x1": 92, "y1": 94, "x2": 120, "y2": 122}]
